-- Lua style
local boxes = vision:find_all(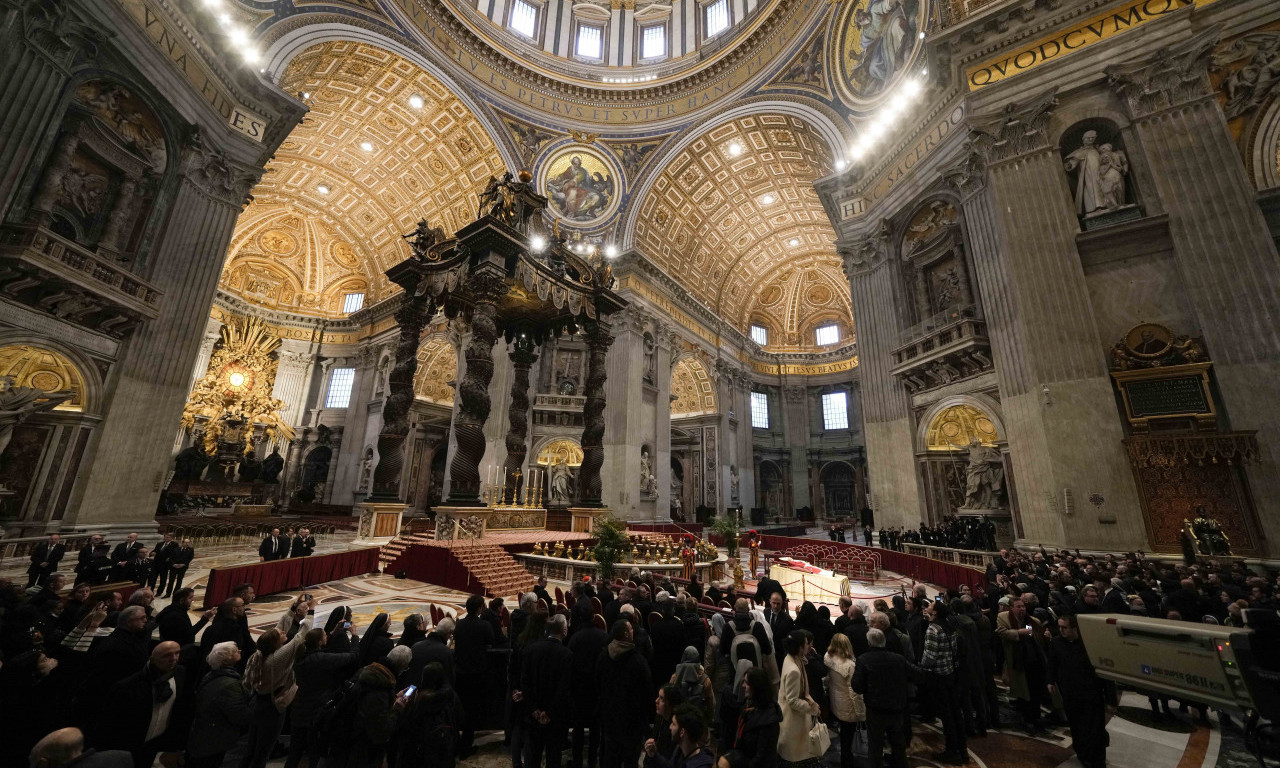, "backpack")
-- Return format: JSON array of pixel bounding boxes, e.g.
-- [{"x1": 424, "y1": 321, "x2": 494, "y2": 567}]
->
[
  {"x1": 728, "y1": 623, "x2": 764, "y2": 670},
  {"x1": 311, "y1": 679, "x2": 362, "y2": 755},
  {"x1": 679, "y1": 674, "x2": 708, "y2": 712},
  {"x1": 401, "y1": 695, "x2": 458, "y2": 763}
]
